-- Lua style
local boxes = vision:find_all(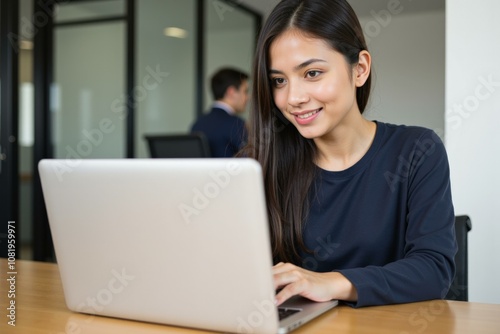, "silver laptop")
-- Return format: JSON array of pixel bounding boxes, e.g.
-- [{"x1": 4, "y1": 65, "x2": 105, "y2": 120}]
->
[{"x1": 39, "y1": 158, "x2": 338, "y2": 334}]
